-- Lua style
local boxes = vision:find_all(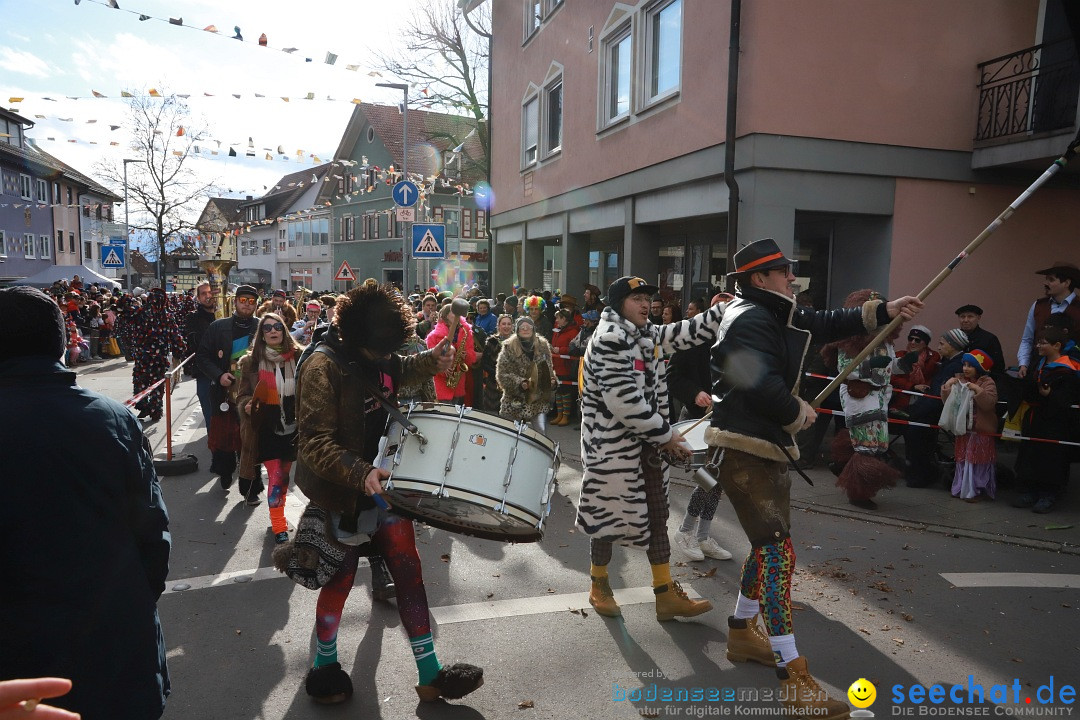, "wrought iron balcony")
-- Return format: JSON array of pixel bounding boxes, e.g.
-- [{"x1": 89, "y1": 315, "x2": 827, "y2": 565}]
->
[{"x1": 975, "y1": 38, "x2": 1079, "y2": 144}]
